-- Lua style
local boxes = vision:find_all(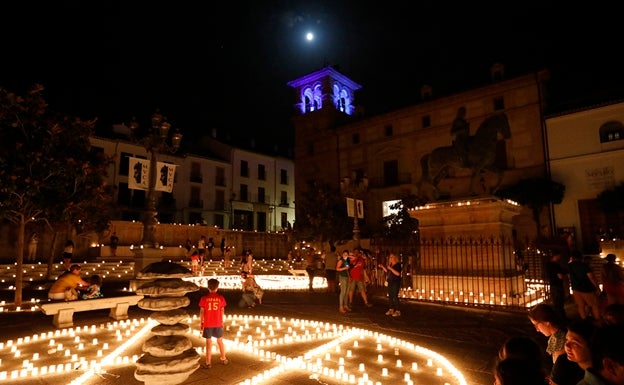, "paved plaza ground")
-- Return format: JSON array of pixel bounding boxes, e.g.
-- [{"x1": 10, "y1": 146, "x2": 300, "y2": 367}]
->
[{"x1": 0, "y1": 262, "x2": 559, "y2": 385}]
